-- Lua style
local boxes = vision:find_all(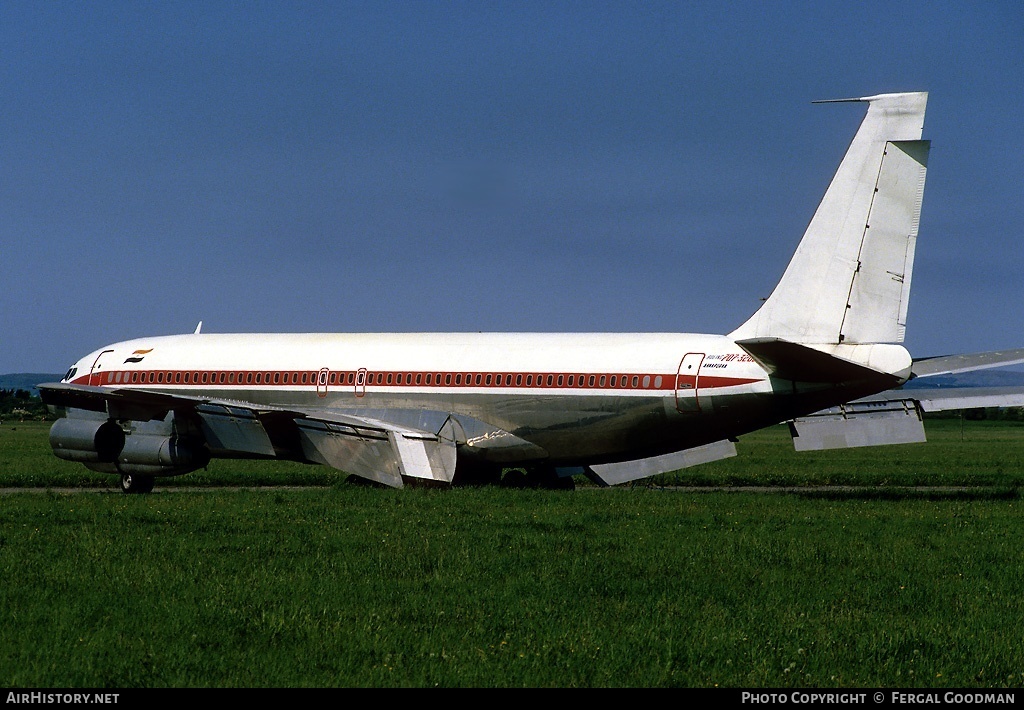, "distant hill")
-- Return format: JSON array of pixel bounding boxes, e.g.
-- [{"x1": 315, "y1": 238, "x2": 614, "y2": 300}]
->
[{"x1": 0, "y1": 374, "x2": 63, "y2": 394}]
